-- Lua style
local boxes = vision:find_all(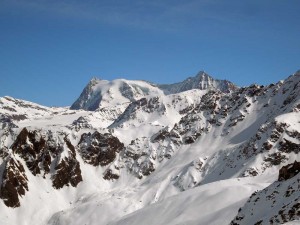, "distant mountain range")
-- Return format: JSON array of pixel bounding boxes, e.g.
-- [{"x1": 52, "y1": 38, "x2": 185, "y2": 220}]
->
[{"x1": 0, "y1": 70, "x2": 299, "y2": 225}]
